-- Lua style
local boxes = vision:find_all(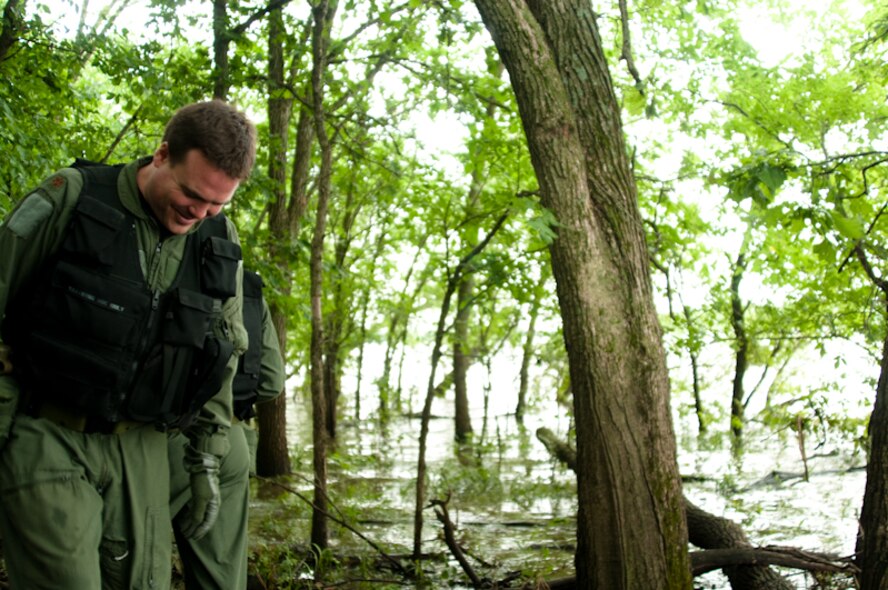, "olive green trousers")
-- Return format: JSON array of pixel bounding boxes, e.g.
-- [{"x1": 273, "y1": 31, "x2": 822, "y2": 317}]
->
[
  {"x1": 0, "y1": 415, "x2": 171, "y2": 589},
  {"x1": 168, "y1": 422, "x2": 249, "y2": 590}
]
